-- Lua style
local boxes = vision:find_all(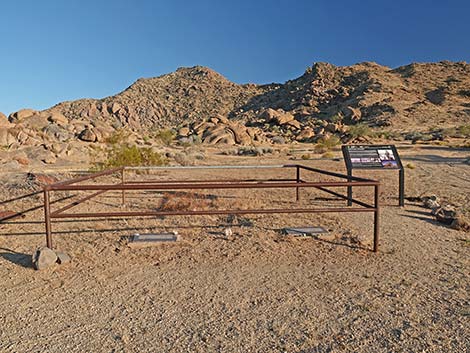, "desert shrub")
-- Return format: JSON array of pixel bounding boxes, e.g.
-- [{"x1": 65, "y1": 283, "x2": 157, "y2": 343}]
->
[
  {"x1": 329, "y1": 113, "x2": 343, "y2": 123},
  {"x1": 314, "y1": 135, "x2": 341, "y2": 153},
  {"x1": 159, "y1": 191, "x2": 215, "y2": 211},
  {"x1": 93, "y1": 145, "x2": 167, "y2": 170},
  {"x1": 154, "y1": 129, "x2": 175, "y2": 146},
  {"x1": 348, "y1": 123, "x2": 371, "y2": 139},
  {"x1": 322, "y1": 151, "x2": 335, "y2": 158},
  {"x1": 372, "y1": 130, "x2": 401, "y2": 140},
  {"x1": 105, "y1": 128, "x2": 130, "y2": 145},
  {"x1": 405, "y1": 162, "x2": 416, "y2": 169},
  {"x1": 458, "y1": 125, "x2": 470, "y2": 137},
  {"x1": 174, "y1": 152, "x2": 195, "y2": 166},
  {"x1": 301, "y1": 153, "x2": 311, "y2": 160}
]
